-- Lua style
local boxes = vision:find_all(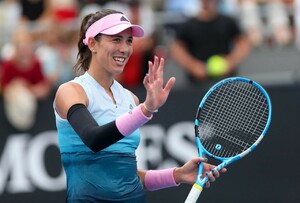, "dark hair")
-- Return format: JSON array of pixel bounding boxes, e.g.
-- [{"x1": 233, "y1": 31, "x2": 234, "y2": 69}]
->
[{"x1": 73, "y1": 9, "x2": 123, "y2": 74}]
